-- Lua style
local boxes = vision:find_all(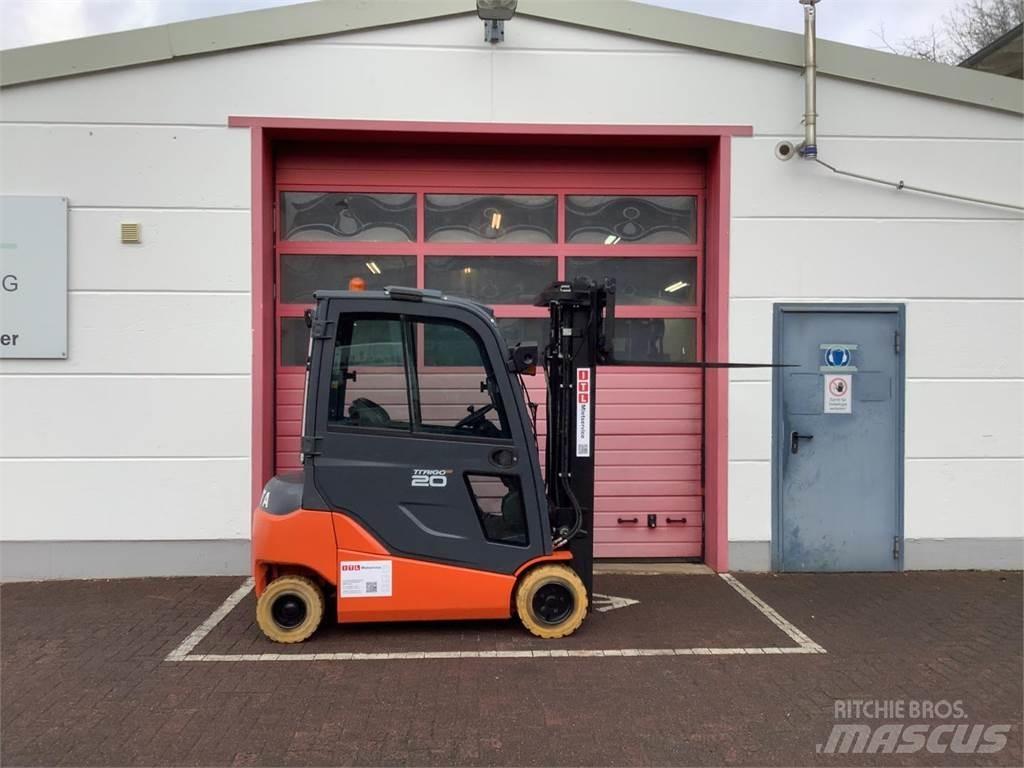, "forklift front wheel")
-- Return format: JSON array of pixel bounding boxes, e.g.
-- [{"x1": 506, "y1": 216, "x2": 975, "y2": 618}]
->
[
  {"x1": 256, "y1": 574, "x2": 324, "y2": 643},
  {"x1": 515, "y1": 564, "x2": 588, "y2": 639}
]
